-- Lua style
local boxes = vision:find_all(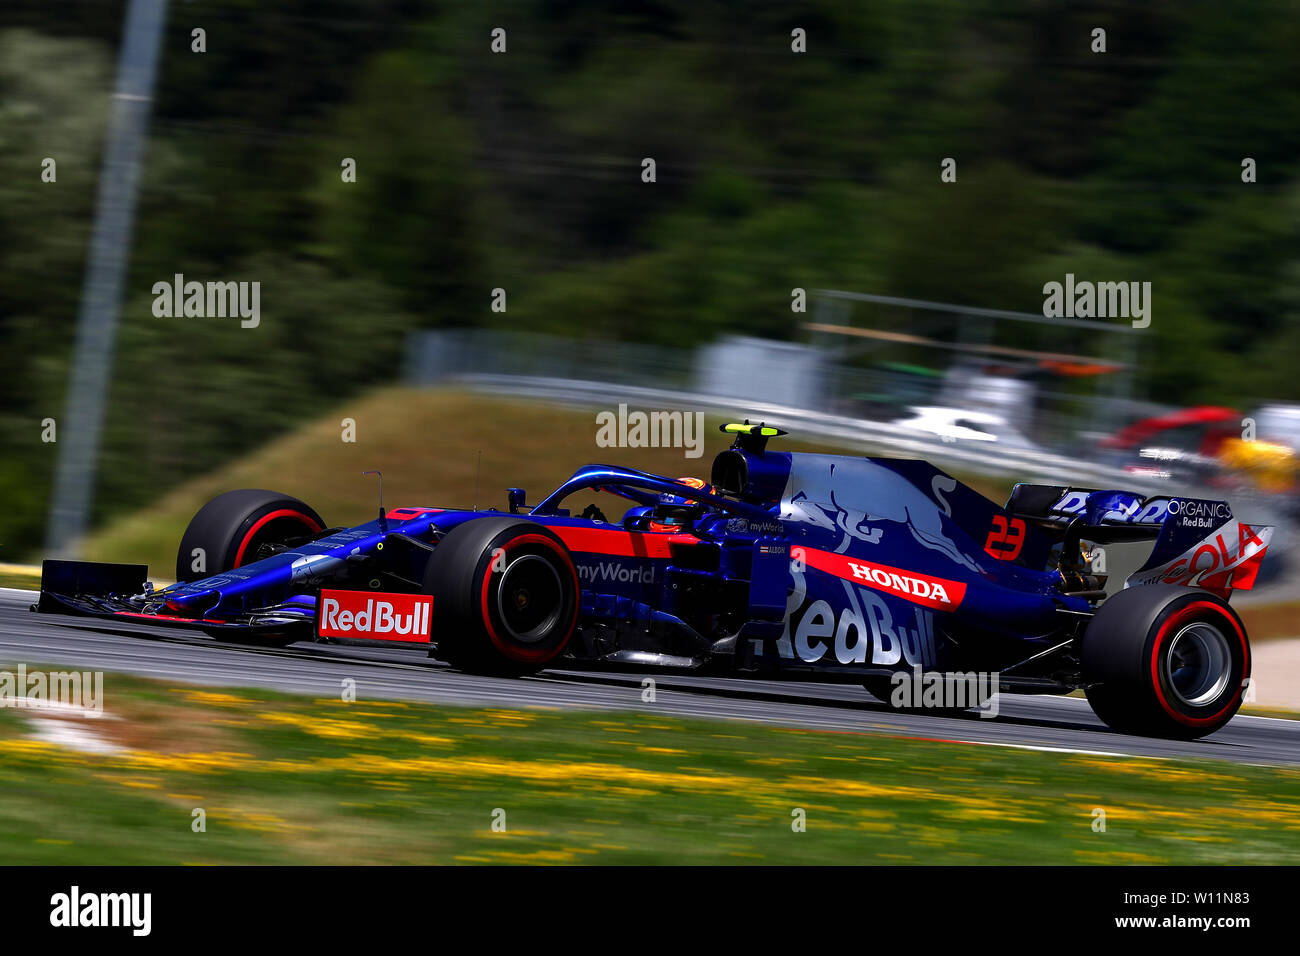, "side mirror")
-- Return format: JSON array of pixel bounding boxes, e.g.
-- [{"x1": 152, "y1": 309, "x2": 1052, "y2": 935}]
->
[{"x1": 507, "y1": 488, "x2": 527, "y2": 514}]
